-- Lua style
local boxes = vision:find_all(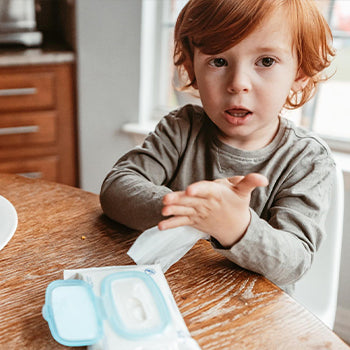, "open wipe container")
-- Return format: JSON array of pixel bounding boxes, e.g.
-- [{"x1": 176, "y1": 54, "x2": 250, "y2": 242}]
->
[{"x1": 42, "y1": 265, "x2": 201, "y2": 350}]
